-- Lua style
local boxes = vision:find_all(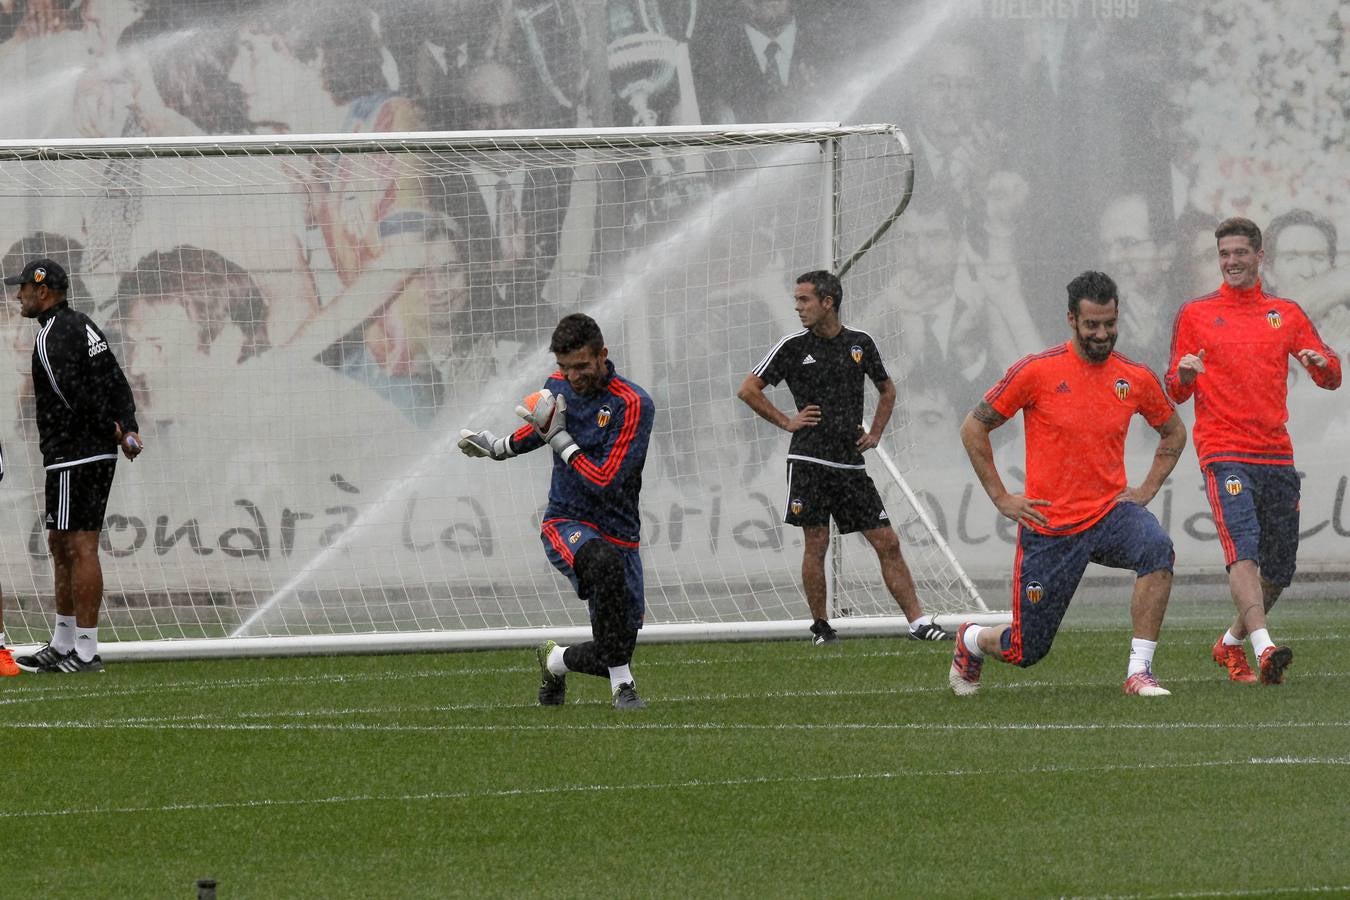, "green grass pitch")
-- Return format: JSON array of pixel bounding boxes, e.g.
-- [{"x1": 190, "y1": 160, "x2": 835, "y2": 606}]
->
[{"x1": 4, "y1": 598, "x2": 1348, "y2": 899}]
